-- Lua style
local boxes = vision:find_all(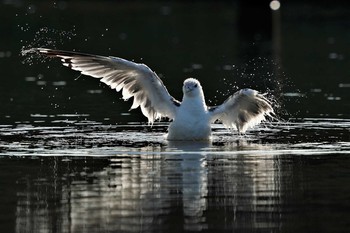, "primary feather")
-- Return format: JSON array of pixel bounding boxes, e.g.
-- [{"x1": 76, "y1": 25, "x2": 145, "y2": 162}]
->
[
  {"x1": 210, "y1": 89, "x2": 273, "y2": 133},
  {"x1": 36, "y1": 48, "x2": 179, "y2": 124}
]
